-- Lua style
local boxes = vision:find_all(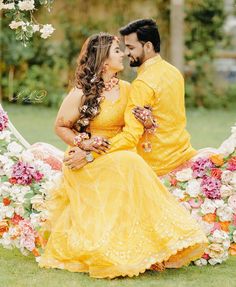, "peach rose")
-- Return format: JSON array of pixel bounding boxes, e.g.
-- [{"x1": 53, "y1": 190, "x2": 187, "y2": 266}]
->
[
  {"x1": 0, "y1": 220, "x2": 9, "y2": 235},
  {"x1": 203, "y1": 213, "x2": 216, "y2": 223},
  {"x1": 219, "y1": 221, "x2": 230, "y2": 232},
  {"x1": 210, "y1": 154, "x2": 224, "y2": 167},
  {"x1": 229, "y1": 243, "x2": 236, "y2": 256}
]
